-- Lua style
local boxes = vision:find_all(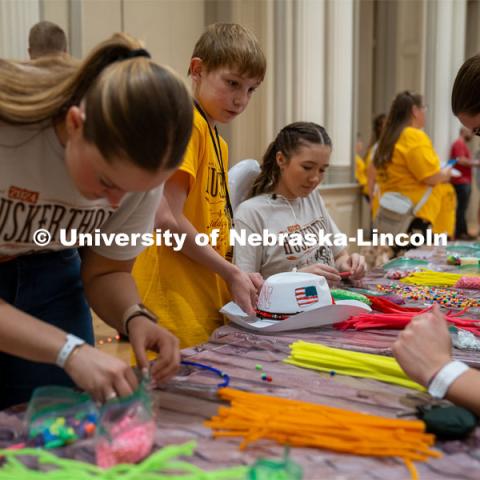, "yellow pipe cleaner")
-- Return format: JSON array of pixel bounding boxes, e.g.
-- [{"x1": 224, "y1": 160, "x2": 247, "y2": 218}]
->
[
  {"x1": 400, "y1": 269, "x2": 478, "y2": 287},
  {"x1": 285, "y1": 340, "x2": 425, "y2": 391}
]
